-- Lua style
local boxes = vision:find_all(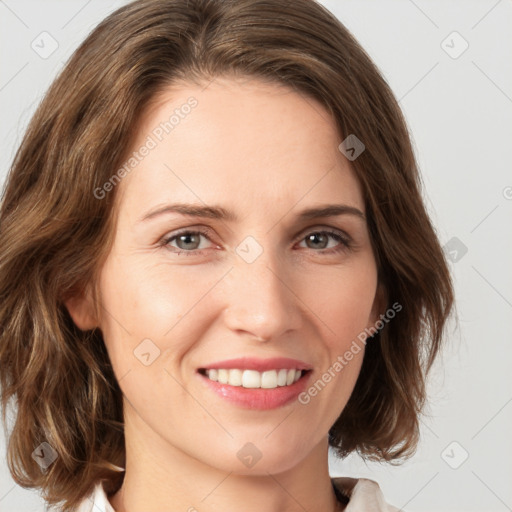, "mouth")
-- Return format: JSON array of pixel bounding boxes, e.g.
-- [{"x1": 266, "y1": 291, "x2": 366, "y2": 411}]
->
[
  {"x1": 198, "y1": 368, "x2": 308, "y2": 389},
  {"x1": 197, "y1": 357, "x2": 312, "y2": 410}
]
